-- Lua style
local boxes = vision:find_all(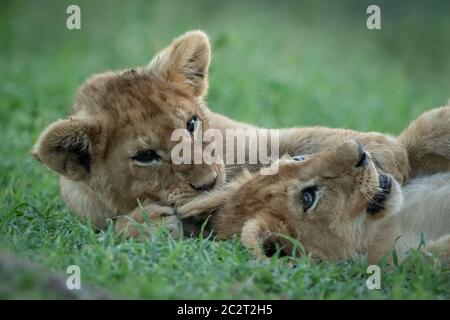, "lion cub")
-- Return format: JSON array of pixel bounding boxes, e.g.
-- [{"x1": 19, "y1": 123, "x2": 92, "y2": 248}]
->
[
  {"x1": 32, "y1": 30, "x2": 416, "y2": 234},
  {"x1": 178, "y1": 107, "x2": 450, "y2": 263}
]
